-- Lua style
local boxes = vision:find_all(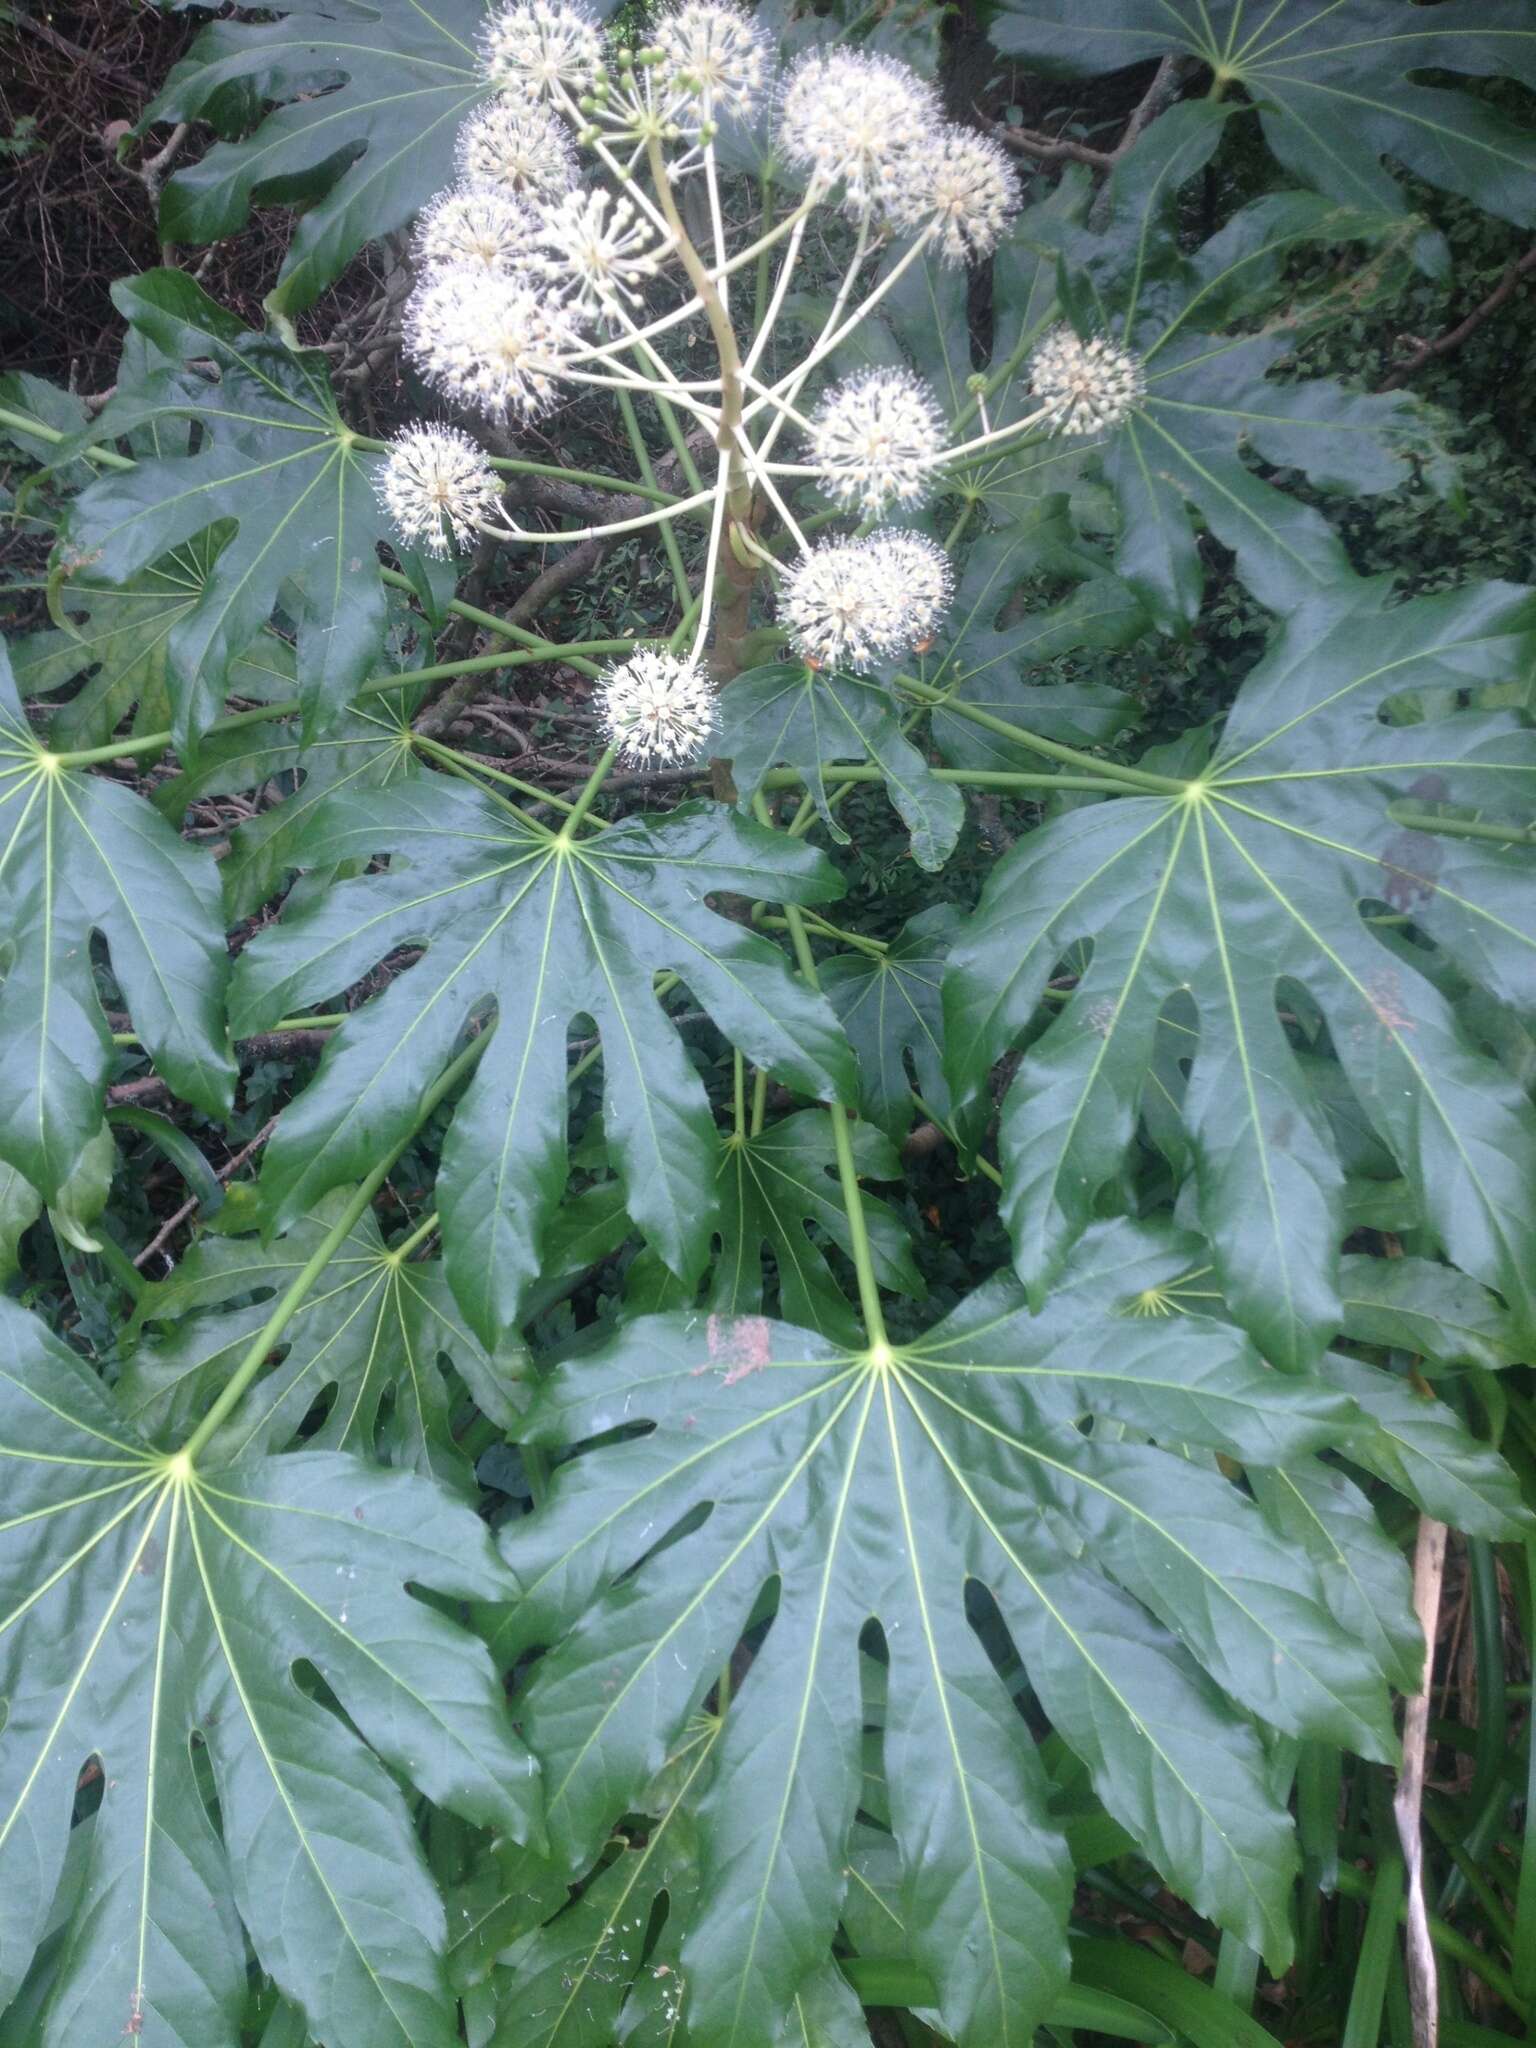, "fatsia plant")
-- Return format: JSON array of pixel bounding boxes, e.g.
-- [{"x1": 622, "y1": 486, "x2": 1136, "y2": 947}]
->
[{"x1": 2, "y1": 0, "x2": 1536, "y2": 2044}]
